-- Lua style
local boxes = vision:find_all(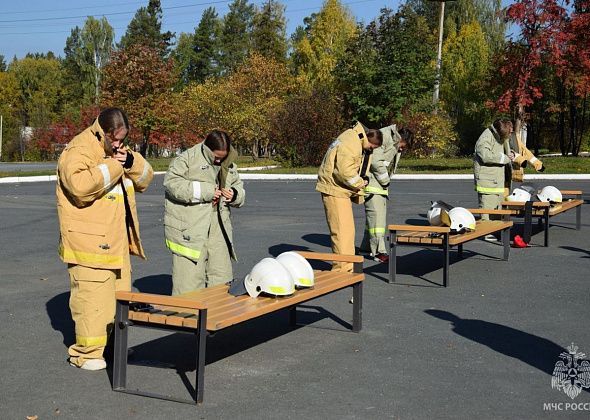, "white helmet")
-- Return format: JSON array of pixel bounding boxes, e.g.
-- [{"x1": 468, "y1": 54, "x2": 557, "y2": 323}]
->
[
  {"x1": 506, "y1": 187, "x2": 532, "y2": 202},
  {"x1": 441, "y1": 207, "x2": 476, "y2": 233},
  {"x1": 275, "y1": 251, "x2": 314, "y2": 288},
  {"x1": 427, "y1": 201, "x2": 453, "y2": 226},
  {"x1": 537, "y1": 186, "x2": 562, "y2": 203},
  {"x1": 244, "y1": 258, "x2": 295, "y2": 298}
]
